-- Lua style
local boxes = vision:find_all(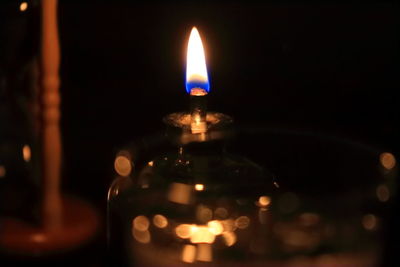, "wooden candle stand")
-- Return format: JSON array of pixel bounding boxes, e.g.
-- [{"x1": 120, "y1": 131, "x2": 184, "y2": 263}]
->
[{"x1": 0, "y1": 0, "x2": 99, "y2": 256}]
